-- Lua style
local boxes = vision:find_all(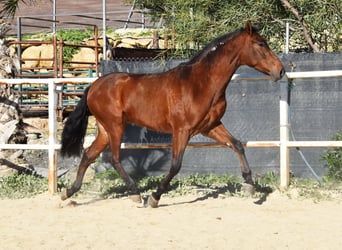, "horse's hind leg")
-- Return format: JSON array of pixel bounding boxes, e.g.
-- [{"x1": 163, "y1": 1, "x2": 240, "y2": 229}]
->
[
  {"x1": 61, "y1": 122, "x2": 109, "y2": 200},
  {"x1": 203, "y1": 123, "x2": 255, "y2": 193}
]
